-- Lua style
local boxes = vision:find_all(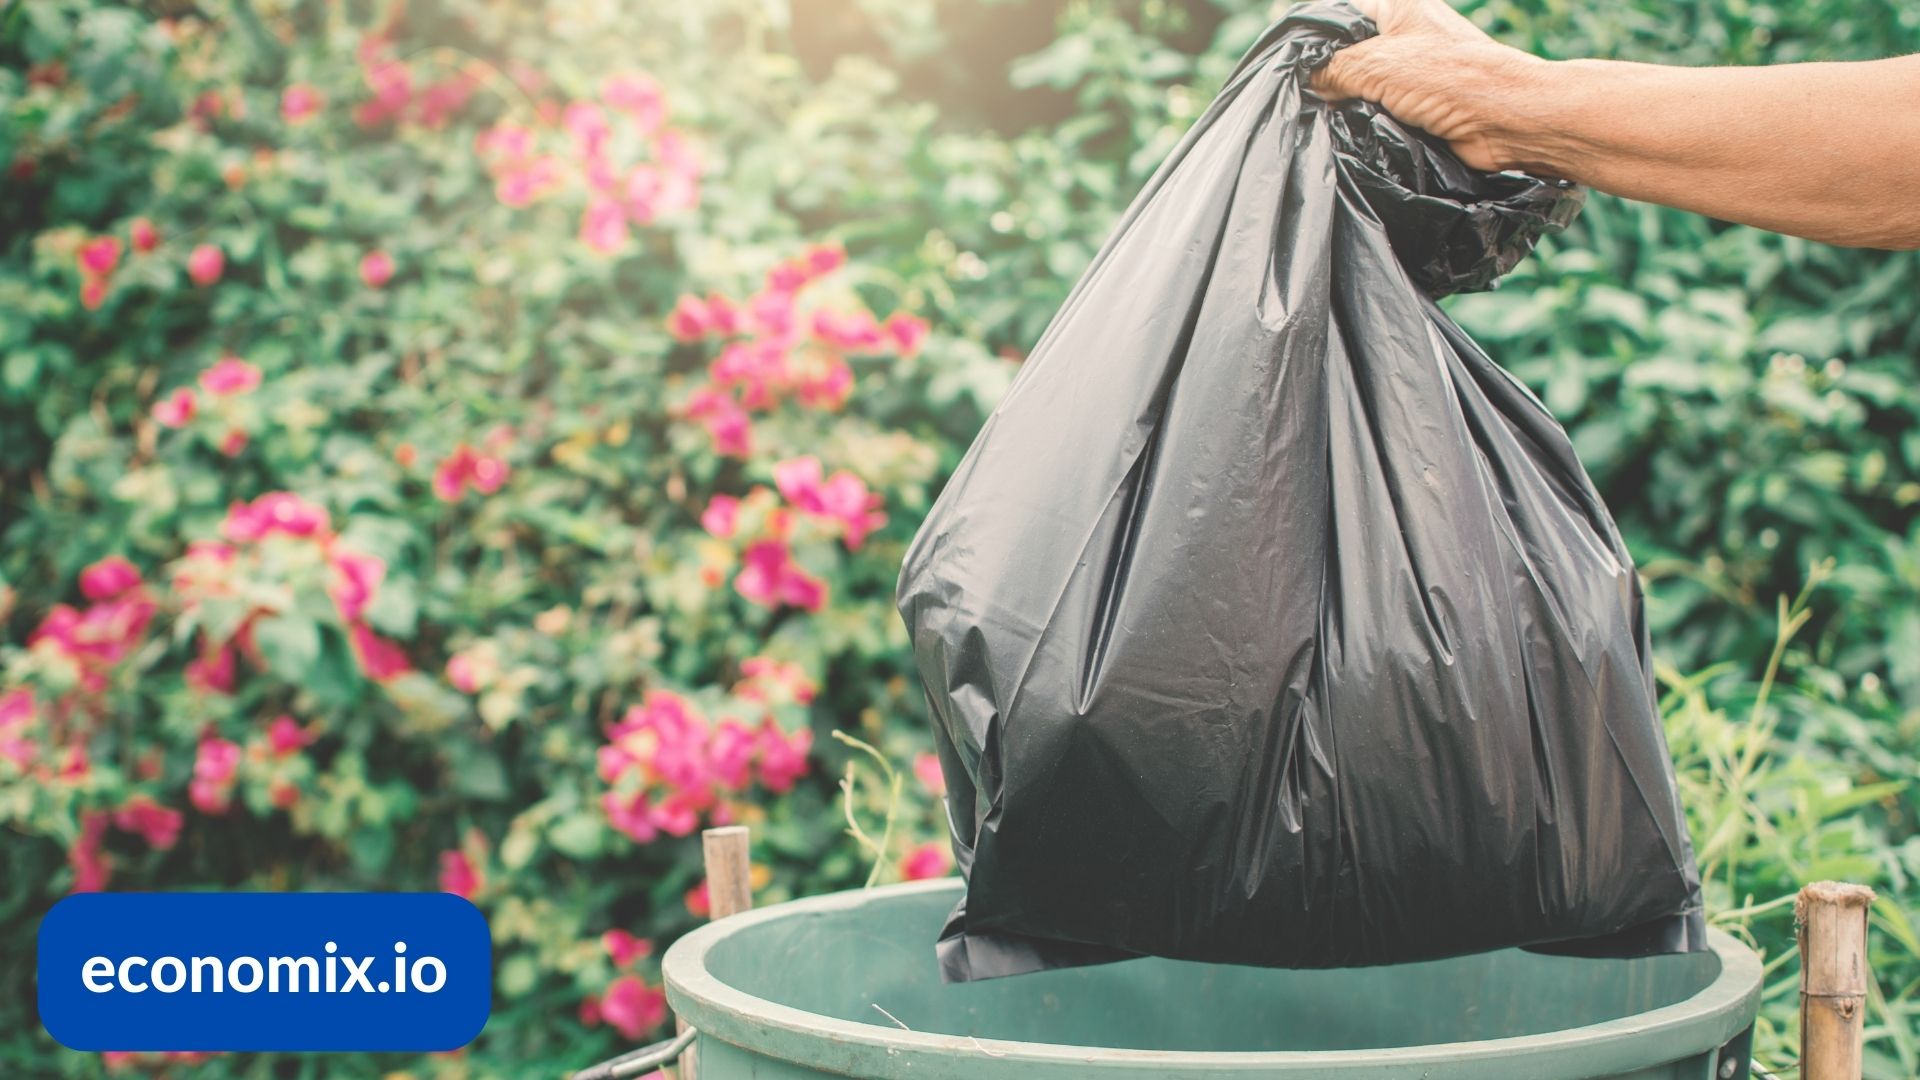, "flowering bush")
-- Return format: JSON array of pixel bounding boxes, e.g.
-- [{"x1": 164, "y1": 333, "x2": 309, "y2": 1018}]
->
[{"x1": 0, "y1": 0, "x2": 987, "y2": 1074}]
